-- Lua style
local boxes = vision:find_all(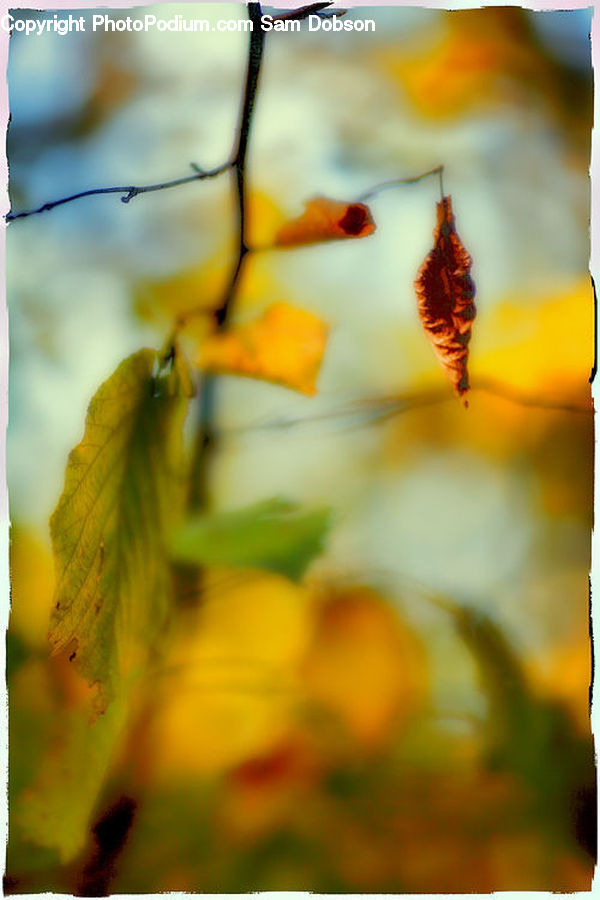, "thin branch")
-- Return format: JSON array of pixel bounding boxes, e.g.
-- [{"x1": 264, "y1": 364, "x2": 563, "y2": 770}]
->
[
  {"x1": 220, "y1": 380, "x2": 591, "y2": 436},
  {"x1": 356, "y1": 165, "x2": 444, "y2": 202},
  {"x1": 187, "y1": 1, "x2": 265, "y2": 509},
  {"x1": 217, "y1": 164, "x2": 448, "y2": 256},
  {"x1": 5, "y1": 161, "x2": 233, "y2": 222},
  {"x1": 476, "y1": 377, "x2": 592, "y2": 415},
  {"x1": 270, "y1": 2, "x2": 340, "y2": 22},
  {"x1": 4, "y1": 4, "x2": 338, "y2": 226},
  {"x1": 218, "y1": 0, "x2": 265, "y2": 325}
]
